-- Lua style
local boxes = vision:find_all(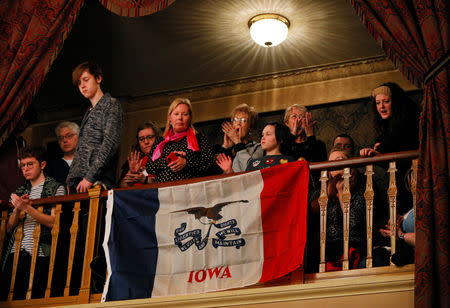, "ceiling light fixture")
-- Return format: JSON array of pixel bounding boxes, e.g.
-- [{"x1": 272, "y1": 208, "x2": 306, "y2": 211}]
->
[{"x1": 248, "y1": 13, "x2": 290, "y2": 47}]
